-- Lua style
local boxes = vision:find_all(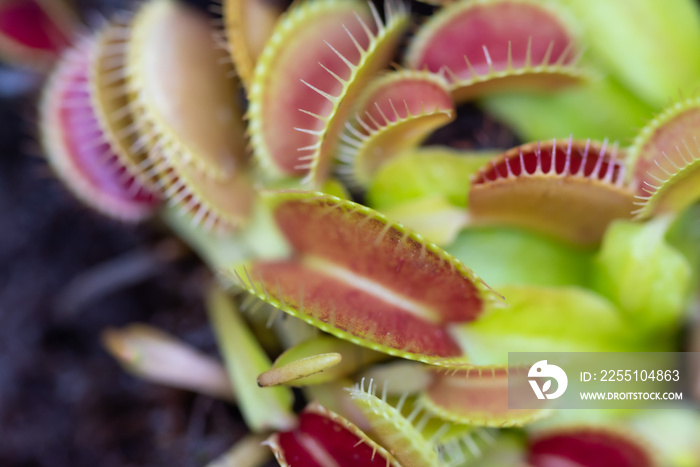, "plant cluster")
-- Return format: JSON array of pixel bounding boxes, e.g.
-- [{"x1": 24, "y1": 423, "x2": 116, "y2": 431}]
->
[{"x1": 2, "y1": 0, "x2": 700, "y2": 465}]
